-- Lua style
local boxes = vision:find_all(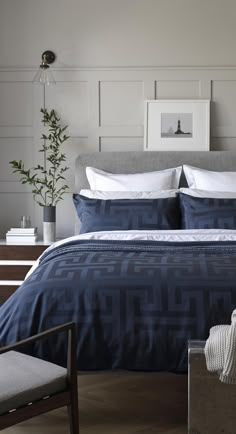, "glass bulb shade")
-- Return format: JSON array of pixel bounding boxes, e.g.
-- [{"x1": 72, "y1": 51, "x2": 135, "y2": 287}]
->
[{"x1": 33, "y1": 66, "x2": 56, "y2": 85}]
